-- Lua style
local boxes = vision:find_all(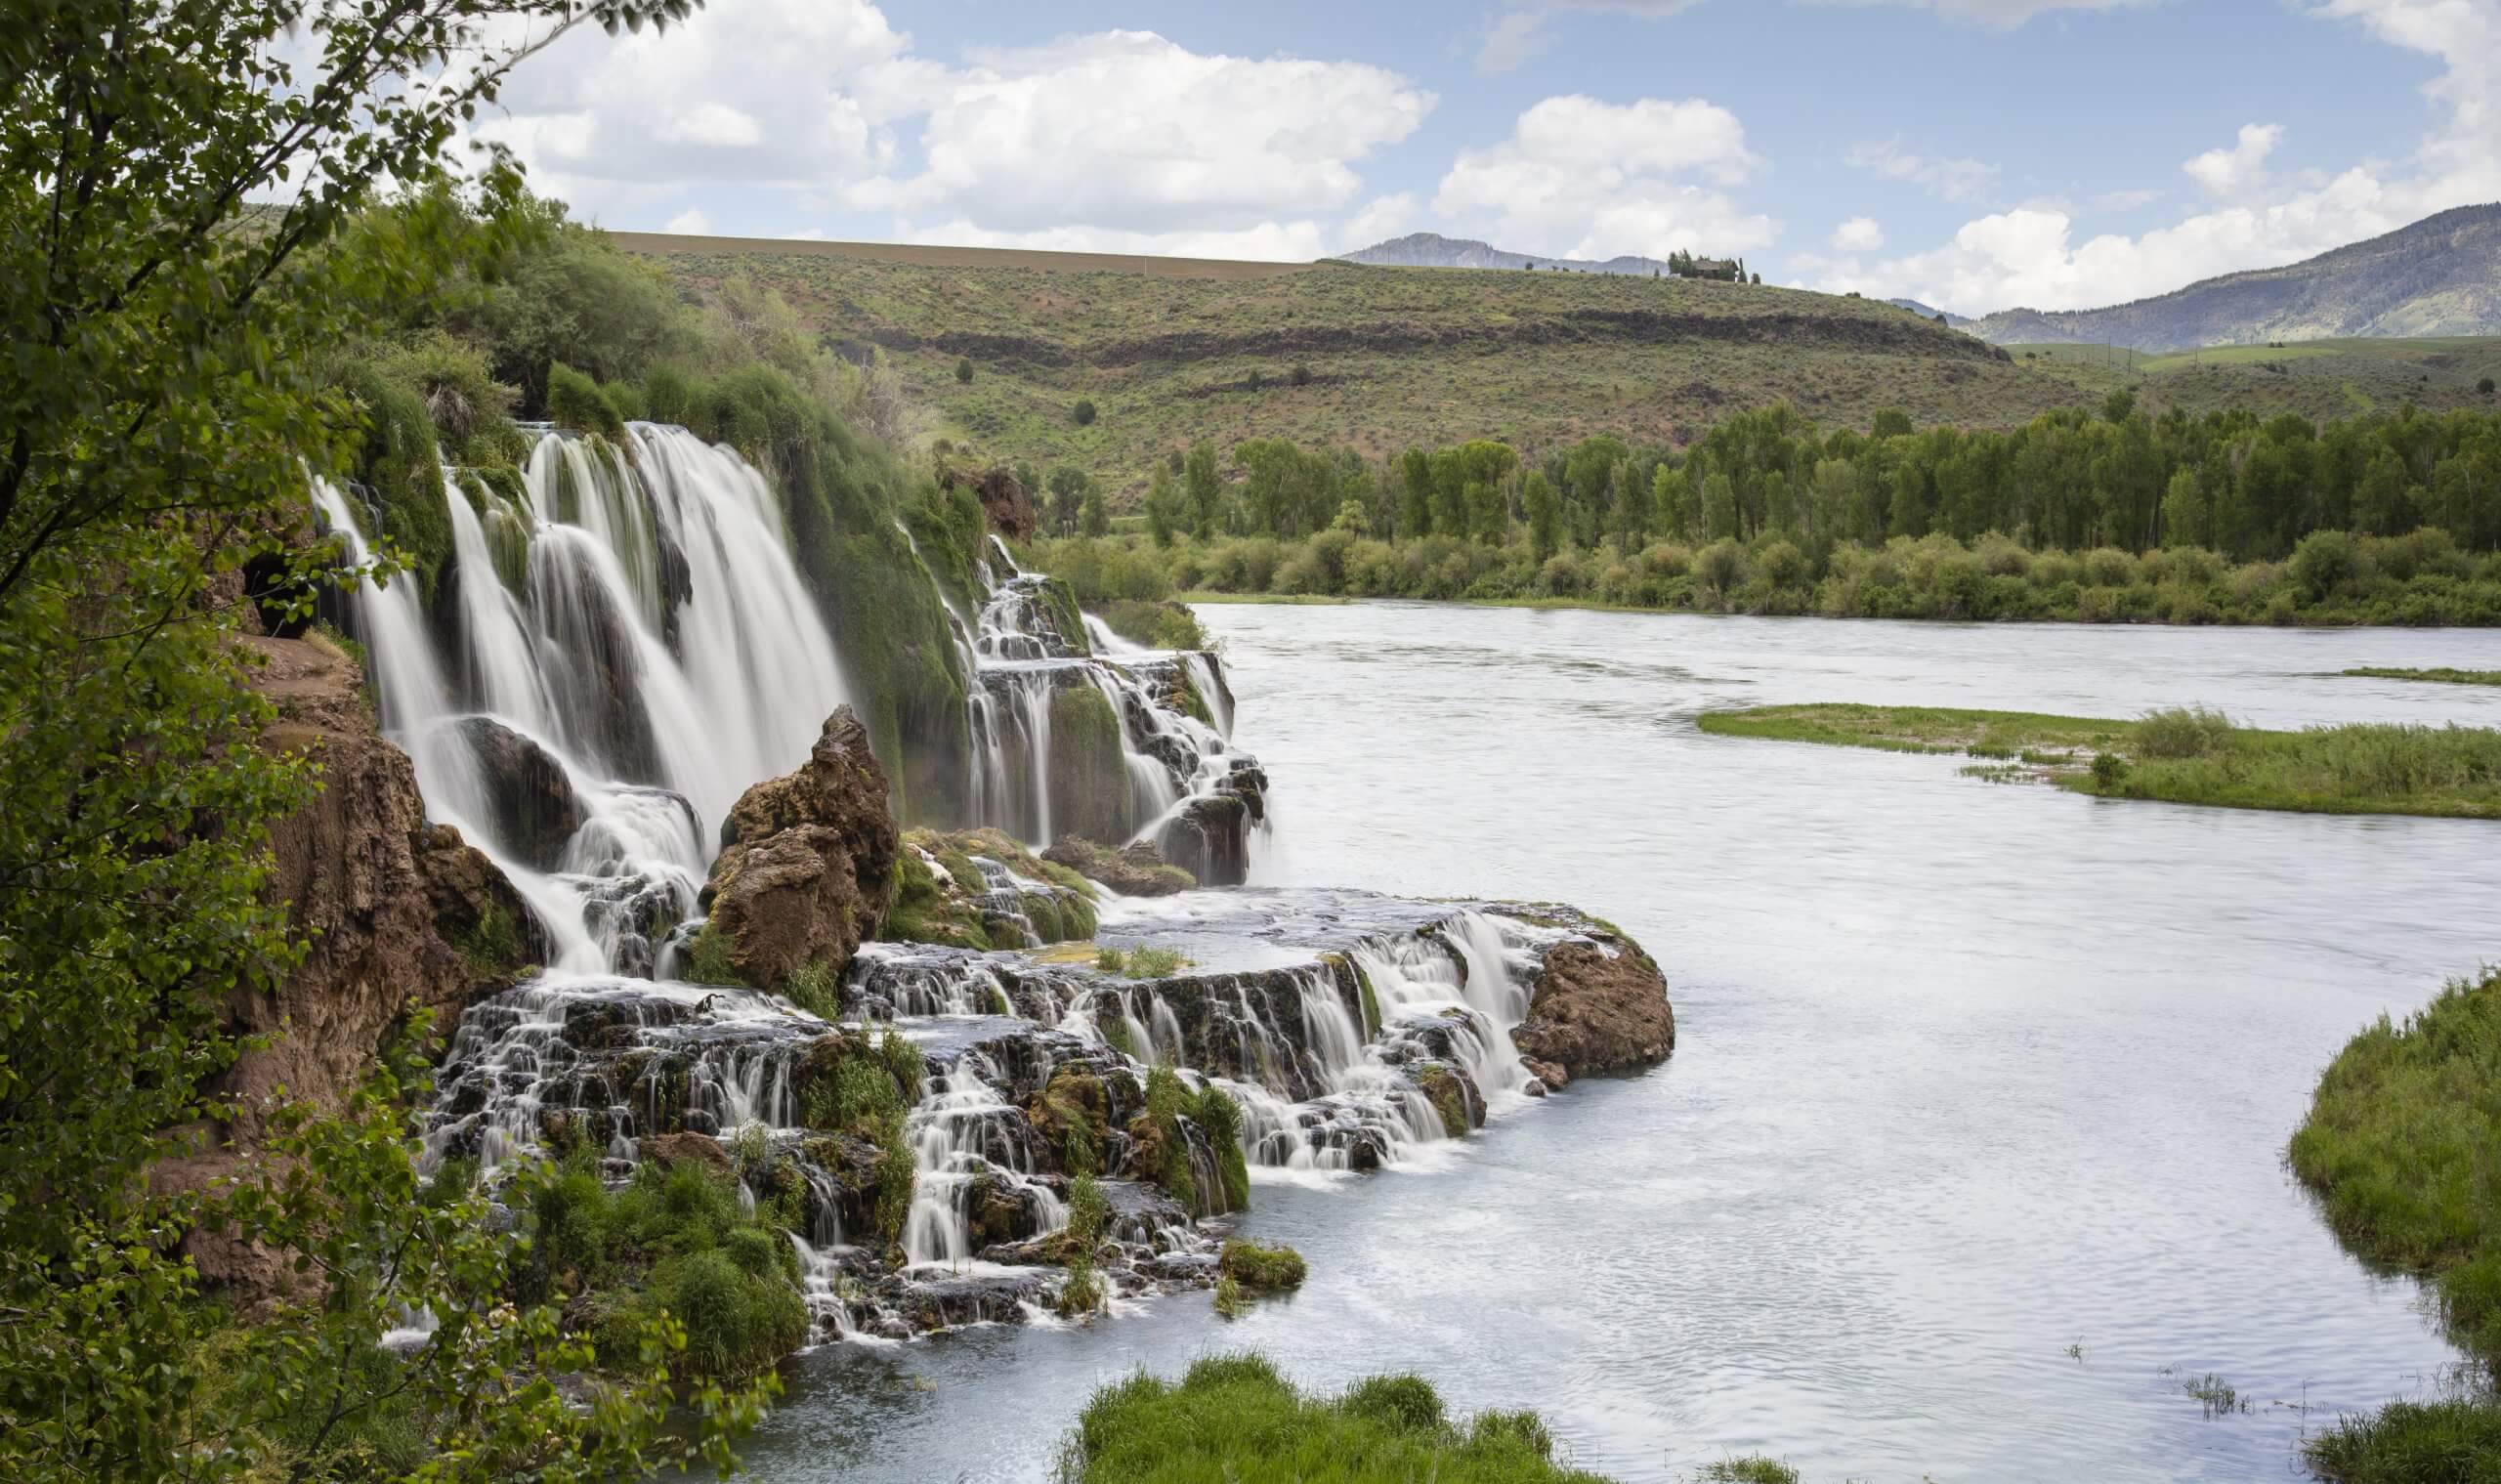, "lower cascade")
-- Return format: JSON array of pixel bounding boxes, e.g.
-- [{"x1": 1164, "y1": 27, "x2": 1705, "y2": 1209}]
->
[
  {"x1": 421, "y1": 889, "x2": 1666, "y2": 1341},
  {"x1": 306, "y1": 416, "x2": 1671, "y2": 1355}
]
